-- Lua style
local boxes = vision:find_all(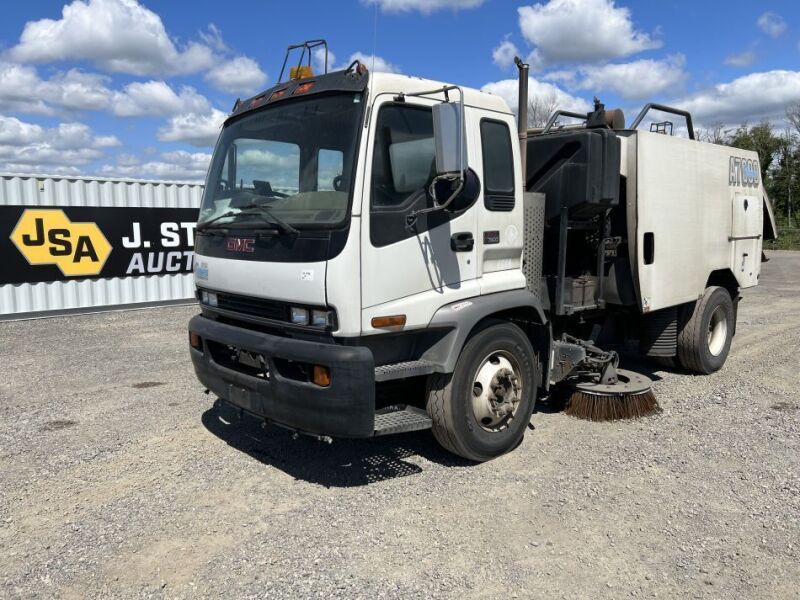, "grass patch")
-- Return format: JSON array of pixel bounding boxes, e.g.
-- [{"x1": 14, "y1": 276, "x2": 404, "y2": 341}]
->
[{"x1": 766, "y1": 218, "x2": 800, "y2": 251}]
